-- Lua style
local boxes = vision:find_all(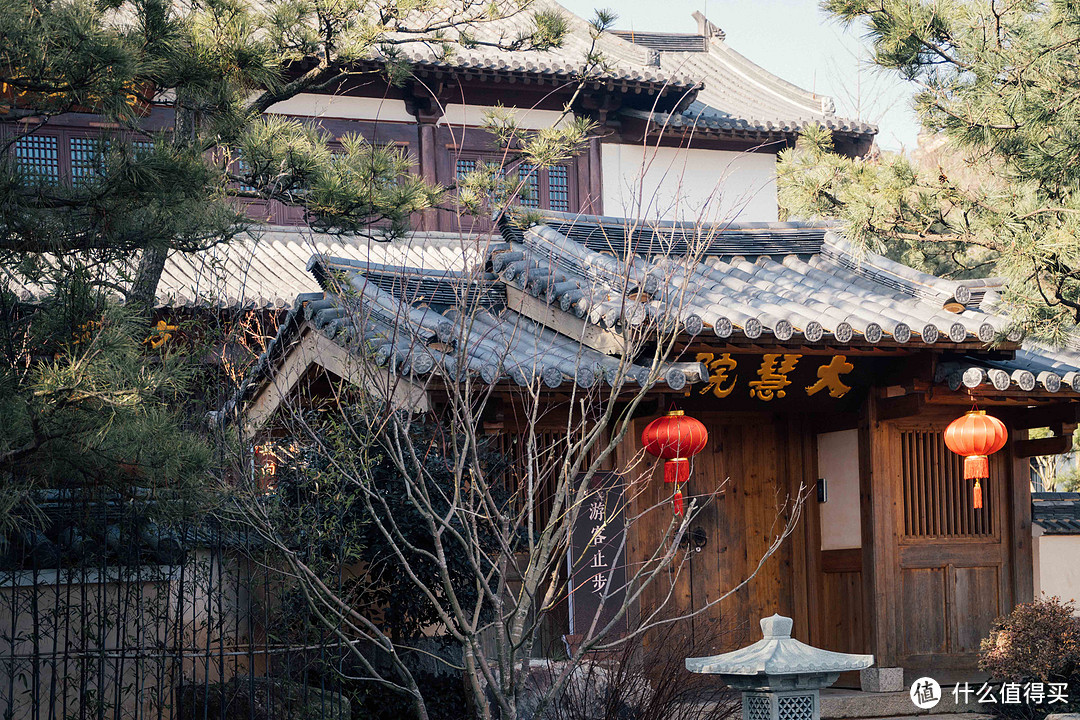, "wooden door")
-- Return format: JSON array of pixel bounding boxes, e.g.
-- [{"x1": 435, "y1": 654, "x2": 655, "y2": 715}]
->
[
  {"x1": 888, "y1": 421, "x2": 1012, "y2": 669},
  {"x1": 623, "y1": 413, "x2": 810, "y2": 655}
]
